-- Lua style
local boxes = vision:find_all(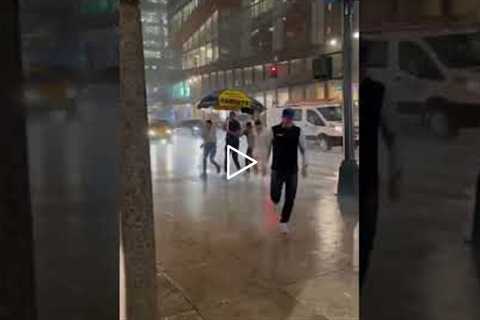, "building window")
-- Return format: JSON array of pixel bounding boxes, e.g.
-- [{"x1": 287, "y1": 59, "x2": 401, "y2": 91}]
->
[
  {"x1": 249, "y1": 0, "x2": 274, "y2": 18},
  {"x1": 306, "y1": 57, "x2": 313, "y2": 73},
  {"x1": 278, "y1": 61, "x2": 289, "y2": 79},
  {"x1": 144, "y1": 26, "x2": 161, "y2": 35},
  {"x1": 234, "y1": 68, "x2": 243, "y2": 87},
  {"x1": 244, "y1": 67, "x2": 253, "y2": 85},
  {"x1": 290, "y1": 58, "x2": 304, "y2": 75},
  {"x1": 265, "y1": 90, "x2": 275, "y2": 109},
  {"x1": 254, "y1": 65, "x2": 264, "y2": 82},
  {"x1": 210, "y1": 72, "x2": 217, "y2": 89},
  {"x1": 291, "y1": 86, "x2": 305, "y2": 102},
  {"x1": 278, "y1": 87, "x2": 289, "y2": 106},
  {"x1": 202, "y1": 74, "x2": 210, "y2": 93},
  {"x1": 142, "y1": 12, "x2": 160, "y2": 24},
  {"x1": 218, "y1": 70, "x2": 225, "y2": 89},
  {"x1": 144, "y1": 50, "x2": 162, "y2": 59},
  {"x1": 171, "y1": 0, "x2": 202, "y2": 33},
  {"x1": 226, "y1": 70, "x2": 233, "y2": 87},
  {"x1": 306, "y1": 83, "x2": 323, "y2": 100},
  {"x1": 181, "y1": 11, "x2": 219, "y2": 70}
]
